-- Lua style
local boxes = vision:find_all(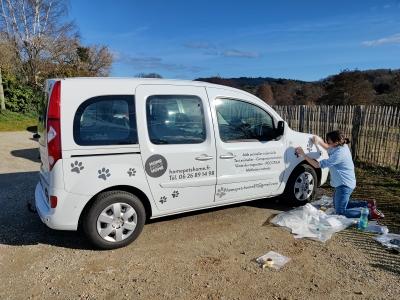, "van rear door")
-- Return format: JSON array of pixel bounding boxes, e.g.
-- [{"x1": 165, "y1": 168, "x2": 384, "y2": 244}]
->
[{"x1": 37, "y1": 80, "x2": 59, "y2": 186}]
